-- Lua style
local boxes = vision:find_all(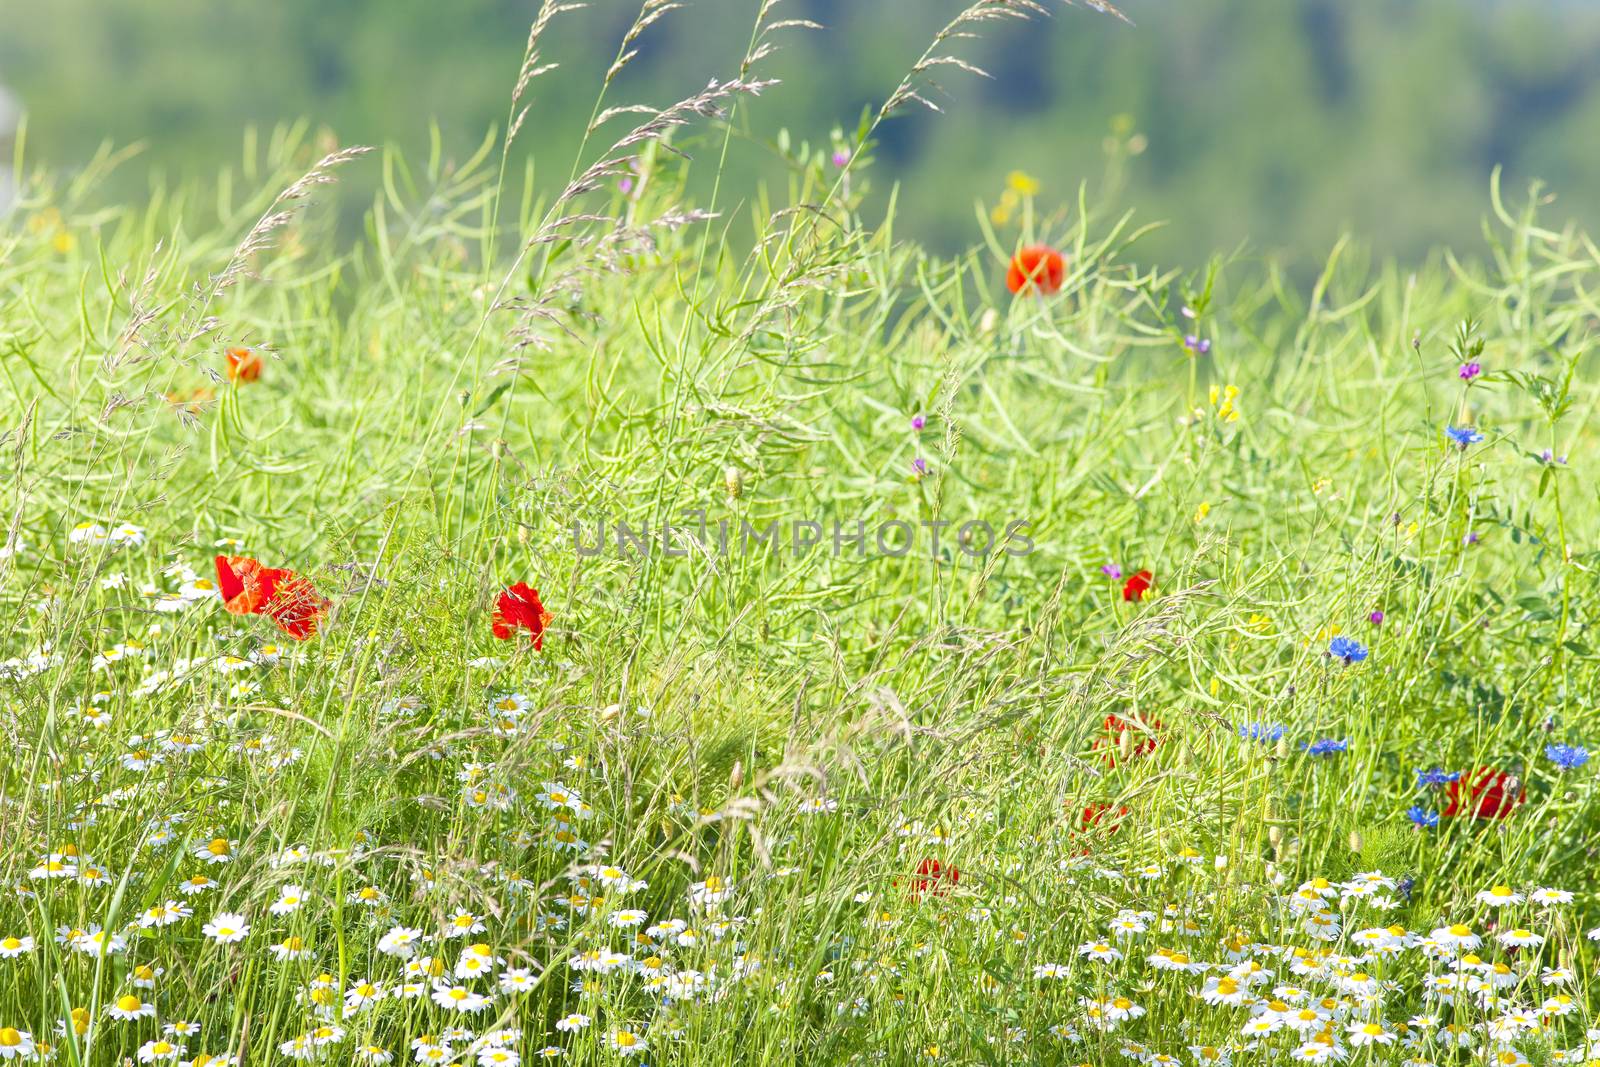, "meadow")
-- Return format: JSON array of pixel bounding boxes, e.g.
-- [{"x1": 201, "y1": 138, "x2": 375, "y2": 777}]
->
[{"x1": 2, "y1": 1, "x2": 1599, "y2": 1064}]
